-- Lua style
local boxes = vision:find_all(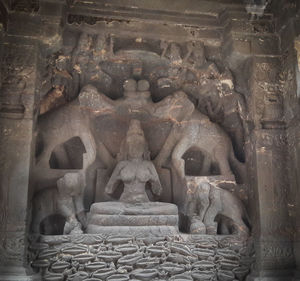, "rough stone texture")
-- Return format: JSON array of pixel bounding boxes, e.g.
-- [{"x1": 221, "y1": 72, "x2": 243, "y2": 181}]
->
[
  {"x1": 28, "y1": 234, "x2": 254, "y2": 281},
  {"x1": 0, "y1": 0, "x2": 300, "y2": 280},
  {"x1": 87, "y1": 202, "x2": 179, "y2": 236}
]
